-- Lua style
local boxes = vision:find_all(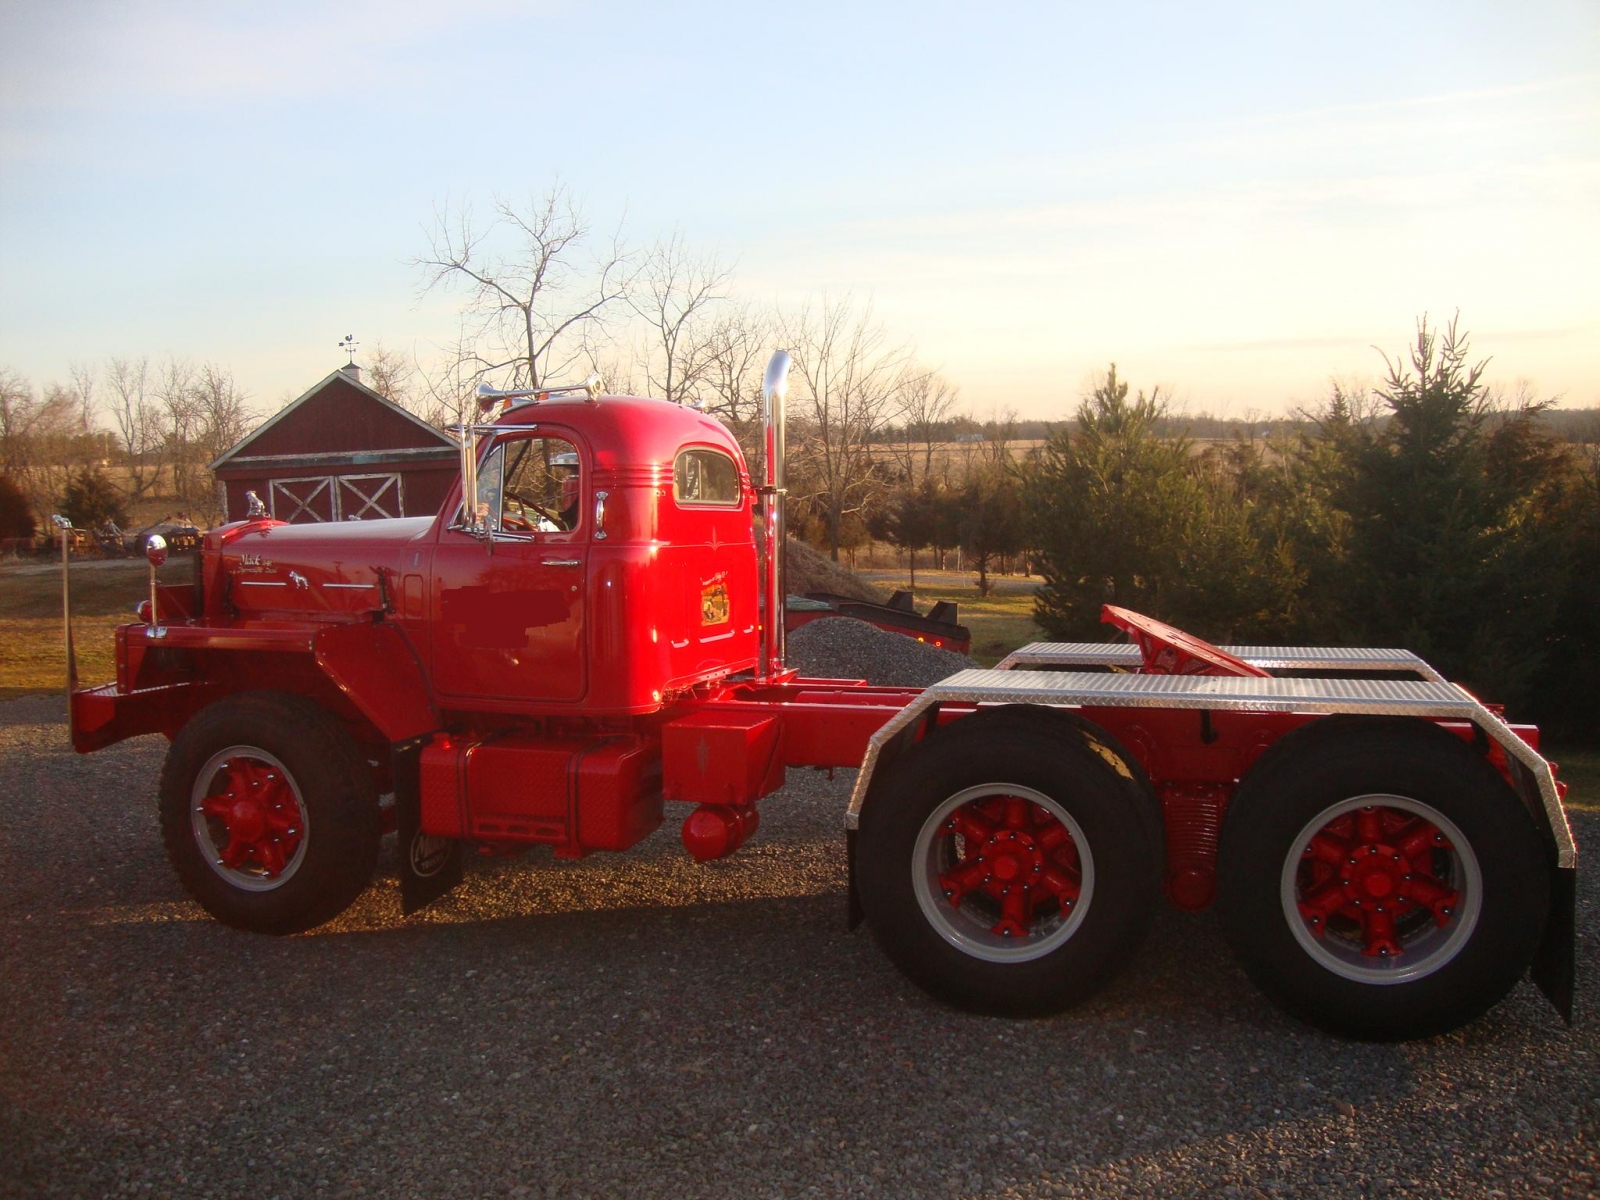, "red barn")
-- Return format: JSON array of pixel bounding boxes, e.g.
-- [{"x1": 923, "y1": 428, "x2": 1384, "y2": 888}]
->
[{"x1": 209, "y1": 365, "x2": 458, "y2": 524}]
